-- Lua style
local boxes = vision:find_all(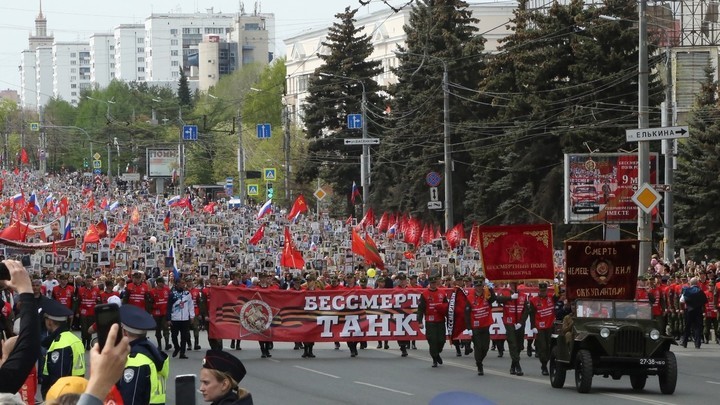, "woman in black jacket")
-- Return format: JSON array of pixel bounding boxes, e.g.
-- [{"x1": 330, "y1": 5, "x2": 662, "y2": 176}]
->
[{"x1": 199, "y1": 350, "x2": 253, "y2": 405}]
